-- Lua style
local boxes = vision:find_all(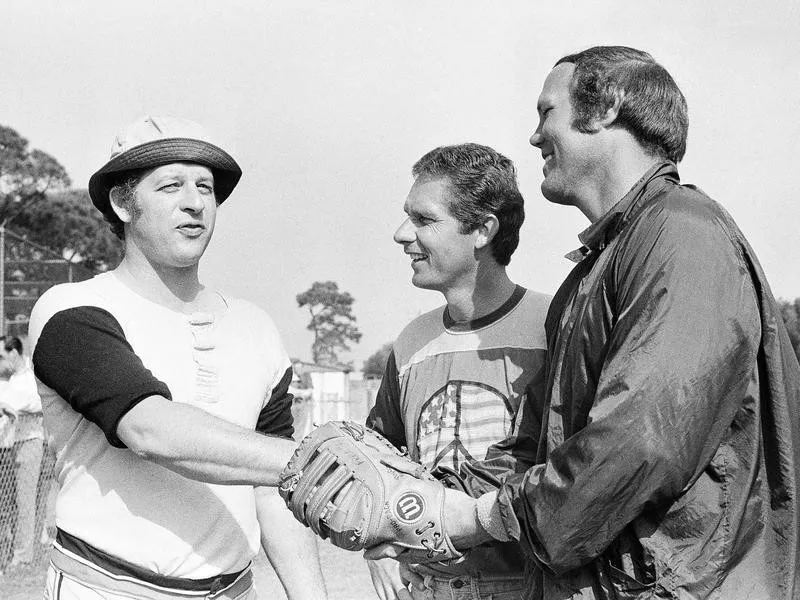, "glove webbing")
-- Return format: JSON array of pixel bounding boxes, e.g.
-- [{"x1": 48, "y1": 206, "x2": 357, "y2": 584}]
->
[
  {"x1": 290, "y1": 450, "x2": 338, "y2": 524},
  {"x1": 305, "y1": 462, "x2": 353, "y2": 535},
  {"x1": 327, "y1": 477, "x2": 370, "y2": 550}
]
